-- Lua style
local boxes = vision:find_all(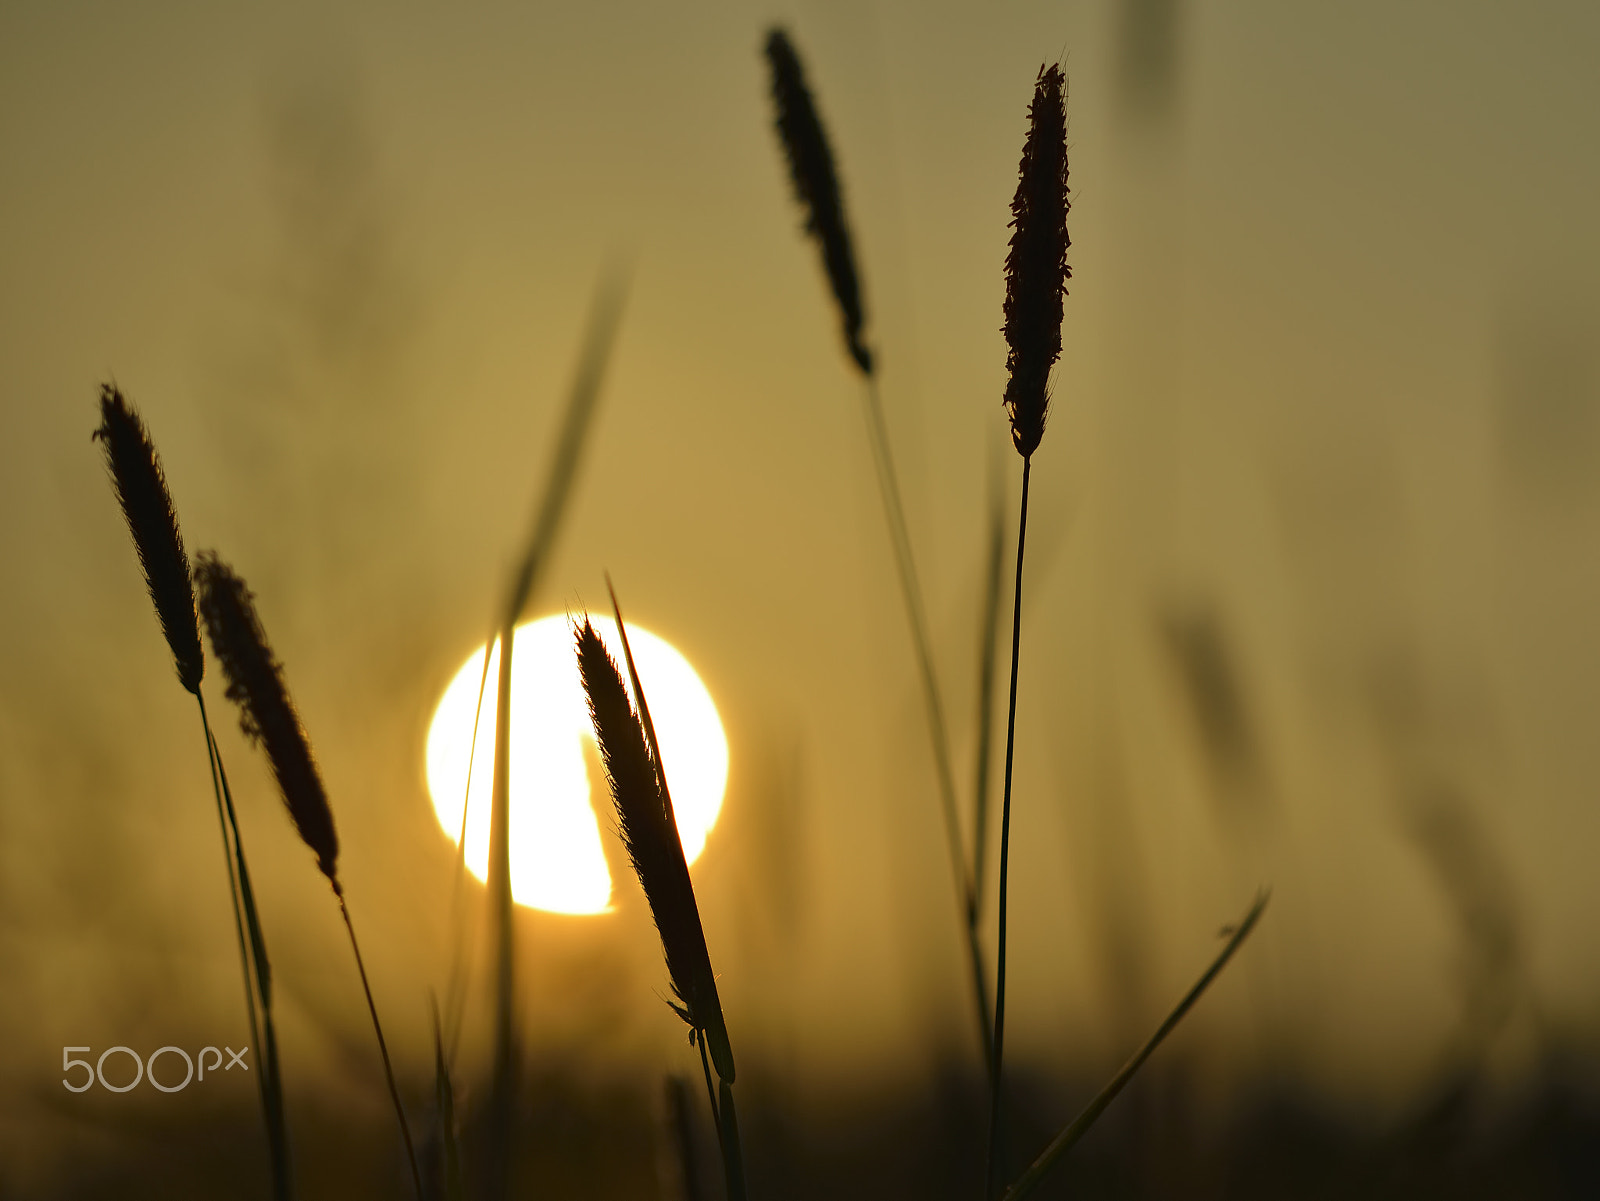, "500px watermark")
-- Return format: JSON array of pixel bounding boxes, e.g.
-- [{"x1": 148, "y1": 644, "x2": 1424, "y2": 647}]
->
[{"x1": 62, "y1": 1045, "x2": 250, "y2": 1093}]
